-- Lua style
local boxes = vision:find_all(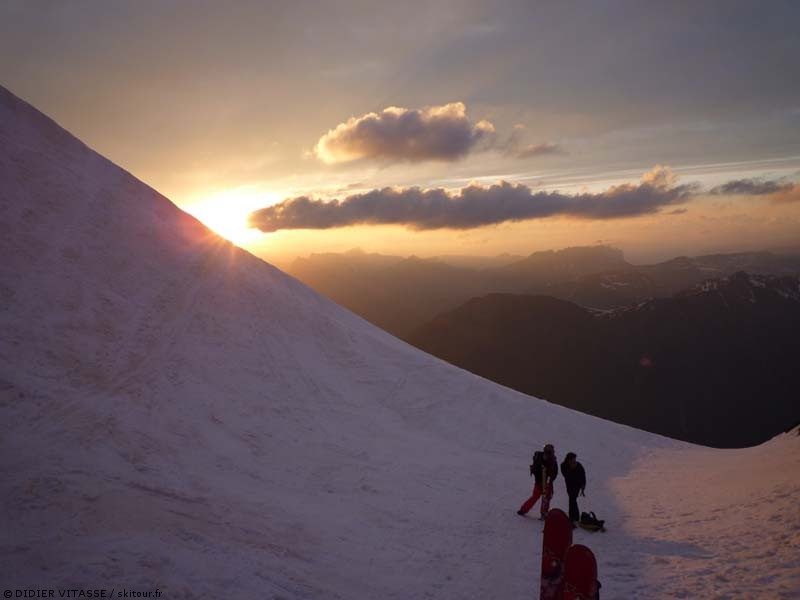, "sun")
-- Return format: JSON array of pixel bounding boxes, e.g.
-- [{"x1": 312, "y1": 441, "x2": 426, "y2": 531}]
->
[{"x1": 187, "y1": 187, "x2": 280, "y2": 246}]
